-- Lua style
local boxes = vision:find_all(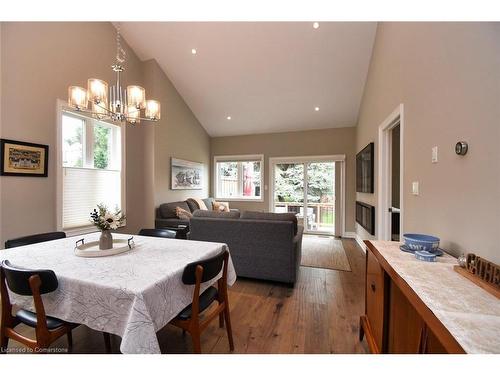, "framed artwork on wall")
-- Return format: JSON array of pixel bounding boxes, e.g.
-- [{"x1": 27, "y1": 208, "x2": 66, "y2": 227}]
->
[
  {"x1": 0, "y1": 139, "x2": 49, "y2": 177},
  {"x1": 171, "y1": 157, "x2": 203, "y2": 190}
]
